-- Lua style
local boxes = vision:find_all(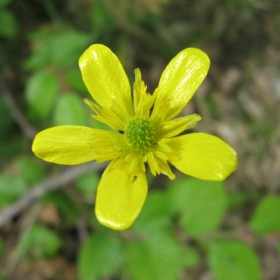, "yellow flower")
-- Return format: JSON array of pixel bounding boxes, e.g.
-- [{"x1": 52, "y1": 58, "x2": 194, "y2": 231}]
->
[{"x1": 32, "y1": 44, "x2": 237, "y2": 230}]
